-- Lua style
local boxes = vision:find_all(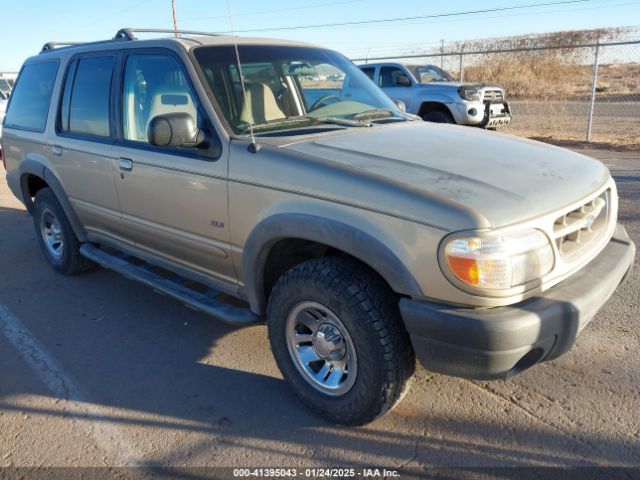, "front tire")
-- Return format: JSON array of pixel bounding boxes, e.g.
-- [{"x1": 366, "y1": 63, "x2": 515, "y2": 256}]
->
[
  {"x1": 267, "y1": 257, "x2": 415, "y2": 425},
  {"x1": 421, "y1": 110, "x2": 455, "y2": 124},
  {"x1": 33, "y1": 188, "x2": 95, "y2": 275}
]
